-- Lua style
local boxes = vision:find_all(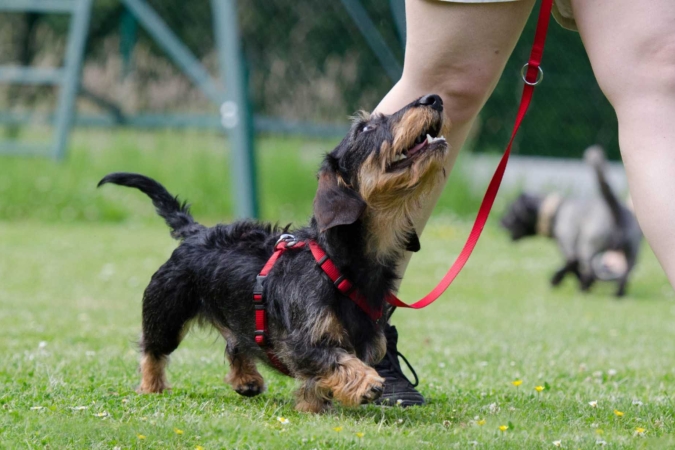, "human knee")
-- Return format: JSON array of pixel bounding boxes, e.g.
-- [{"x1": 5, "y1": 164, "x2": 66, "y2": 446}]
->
[
  {"x1": 597, "y1": 32, "x2": 675, "y2": 105},
  {"x1": 401, "y1": 62, "x2": 498, "y2": 126}
]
